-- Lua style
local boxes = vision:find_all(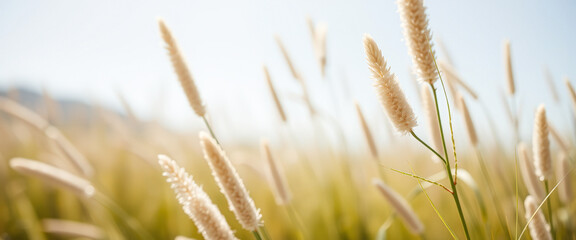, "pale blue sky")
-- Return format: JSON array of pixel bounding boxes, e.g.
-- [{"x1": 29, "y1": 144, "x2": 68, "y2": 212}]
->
[{"x1": 1, "y1": 0, "x2": 575, "y2": 149}]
